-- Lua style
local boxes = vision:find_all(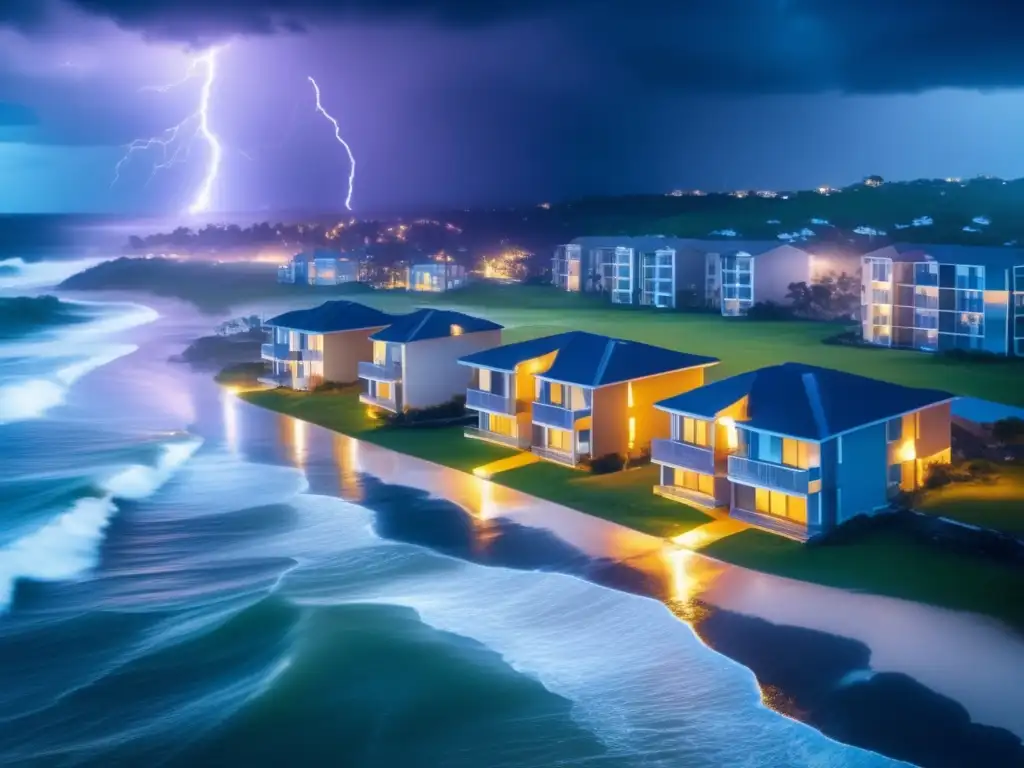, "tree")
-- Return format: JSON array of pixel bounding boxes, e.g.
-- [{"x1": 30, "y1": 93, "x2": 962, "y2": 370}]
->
[{"x1": 785, "y1": 281, "x2": 814, "y2": 314}]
